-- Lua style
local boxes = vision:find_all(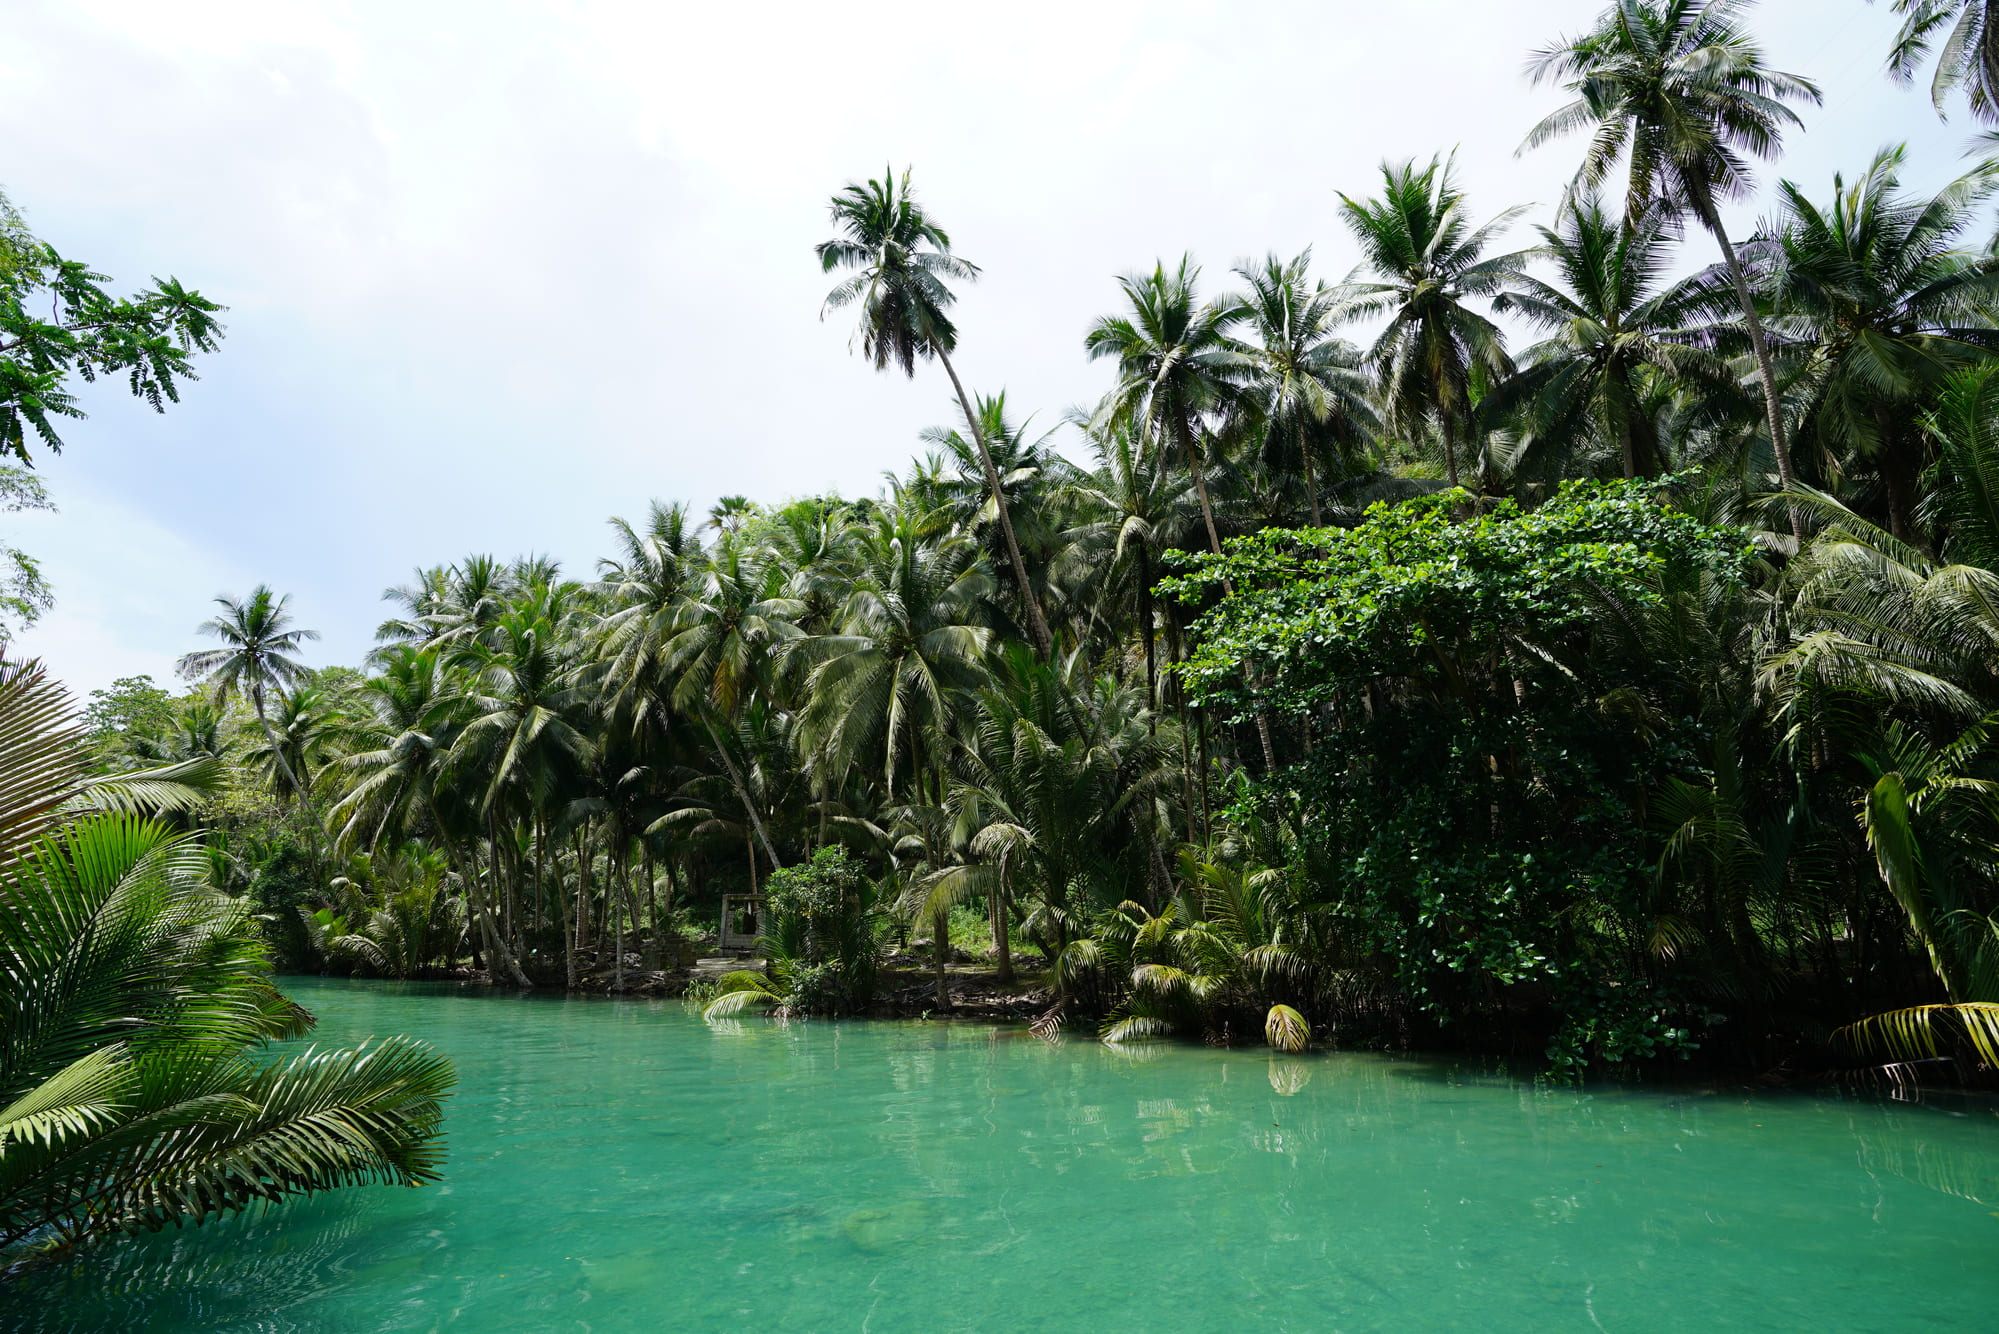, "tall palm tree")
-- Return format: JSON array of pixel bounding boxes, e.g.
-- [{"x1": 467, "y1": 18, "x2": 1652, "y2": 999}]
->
[
  {"x1": 1883, "y1": 0, "x2": 1999, "y2": 122},
  {"x1": 1085, "y1": 257, "x2": 1245, "y2": 556},
  {"x1": 797, "y1": 509, "x2": 993, "y2": 1005},
  {"x1": 1763, "y1": 146, "x2": 1999, "y2": 546},
  {"x1": 916, "y1": 391, "x2": 1072, "y2": 633},
  {"x1": 1490, "y1": 198, "x2": 1740, "y2": 480},
  {"x1": 1225, "y1": 250, "x2": 1379, "y2": 525},
  {"x1": 1525, "y1": 0, "x2": 1821, "y2": 521},
  {"x1": 659, "y1": 531, "x2": 804, "y2": 869},
  {"x1": 1335, "y1": 156, "x2": 1524, "y2": 491},
  {"x1": 177, "y1": 586, "x2": 331, "y2": 854},
  {"x1": 816, "y1": 167, "x2": 1054, "y2": 657},
  {"x1": 331, "y1": 645, "x2": 531, "y2": 988}
]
